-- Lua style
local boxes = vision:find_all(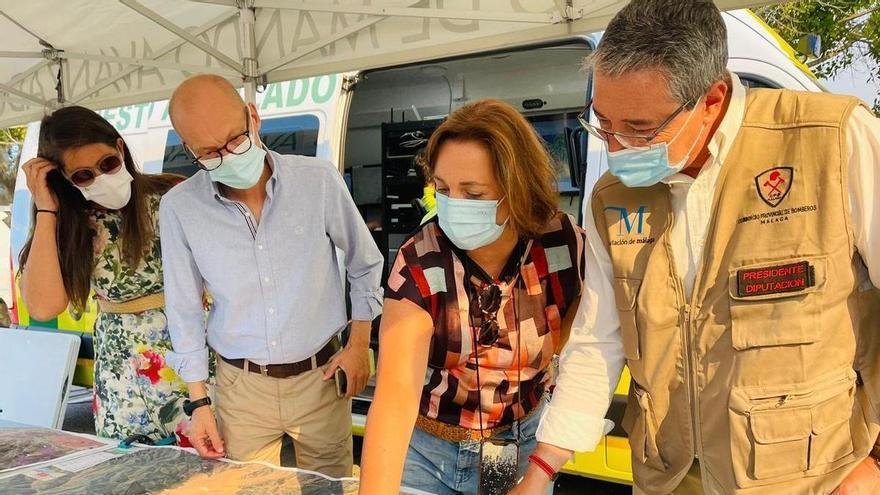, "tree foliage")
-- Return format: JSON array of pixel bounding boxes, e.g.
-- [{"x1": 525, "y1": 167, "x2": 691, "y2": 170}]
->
[
  {"x1": 756, "y1": 1, "x2": 880, "y2": 111},
  {"x1": 0, "y1": 127, "x2": 25, "y2": 206}
]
